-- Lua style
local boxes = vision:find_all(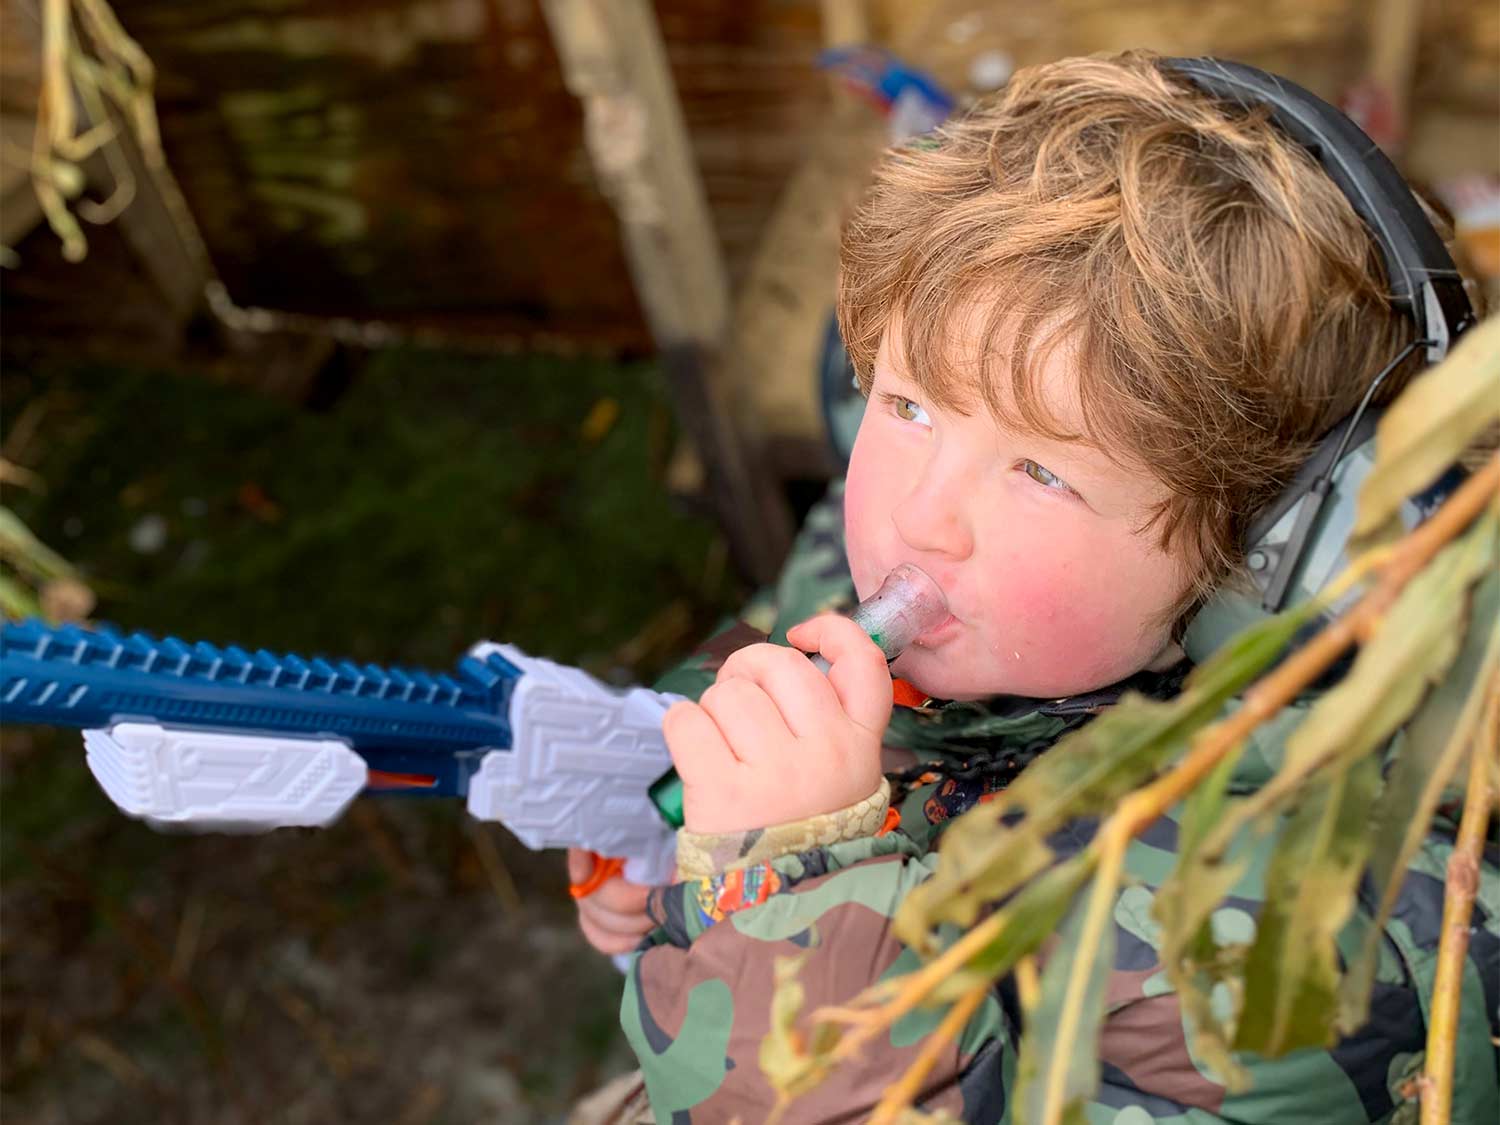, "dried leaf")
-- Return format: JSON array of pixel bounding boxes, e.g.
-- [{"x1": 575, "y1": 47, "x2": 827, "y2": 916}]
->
[
  {"x1": 0, "y1": 506, "x2": 76, "y2": 582},
  {"x1": 0, "y1": 571, "x2": 42, "y2": 620},
  {"x1": 1354, "y1": 316, "x2": 1500, "y2": 543},
  {"x1": 0, "y1": 459, "x2": 44, "y2": 490},
  {"x1": 761, "y1": 952, "x2": 841, "y2": 1100}
]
